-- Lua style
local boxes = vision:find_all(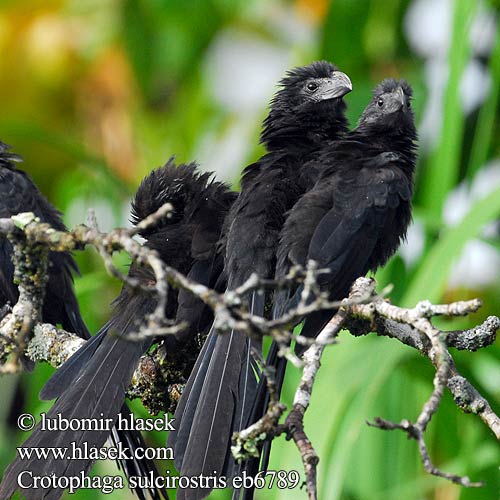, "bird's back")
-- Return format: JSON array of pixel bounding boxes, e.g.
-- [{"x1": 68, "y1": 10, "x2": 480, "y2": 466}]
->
[{"x1": 0, "y1": 144, "x2": 89, "y2": 338}]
